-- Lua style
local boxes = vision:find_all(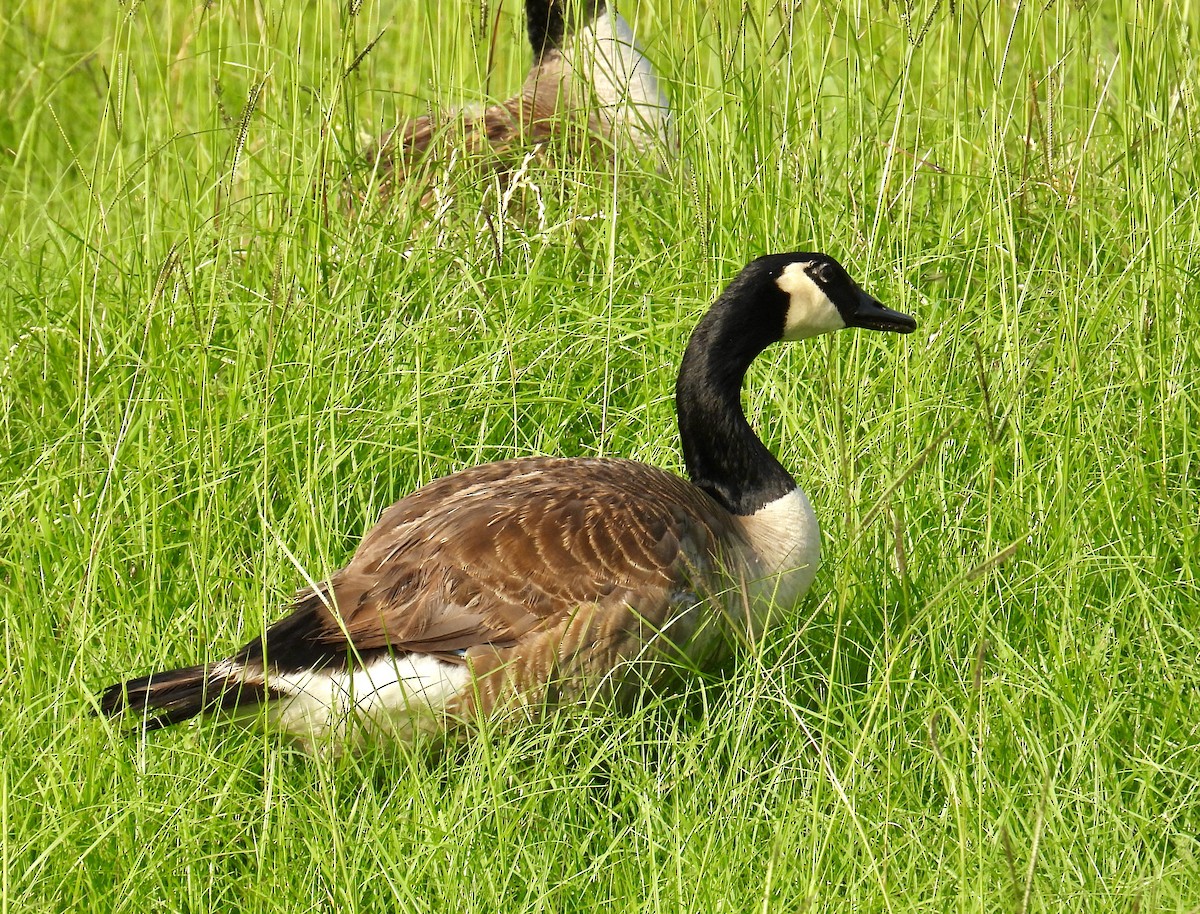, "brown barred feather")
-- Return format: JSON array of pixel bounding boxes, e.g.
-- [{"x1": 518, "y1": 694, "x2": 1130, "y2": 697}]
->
[
  {"x1": 274, "y1": 458, "x2": 739, "y2": 680},
  {"x1": 369, "y1": 51, "x2": 604, "y2": 200},
  {"x1": 98, "y1": 459, "x2": 744, "y2": 734}
]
